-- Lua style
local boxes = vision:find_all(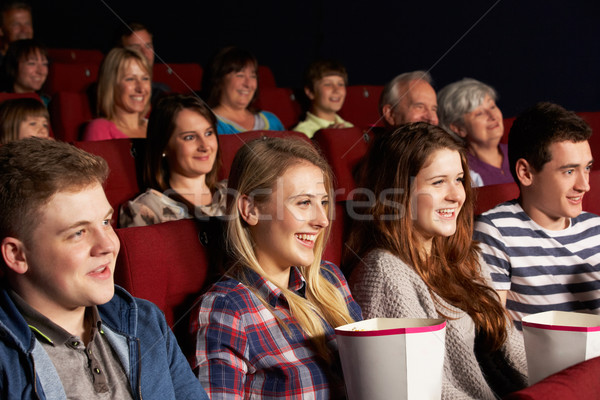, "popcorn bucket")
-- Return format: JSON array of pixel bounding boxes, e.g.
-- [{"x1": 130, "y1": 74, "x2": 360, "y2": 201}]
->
[
  {"x1": 335, "y1": 318, "x2": 446, "y2": 400},
  {"x1": 522, "y1": 310, "x2": 600, "y2": 384}
]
